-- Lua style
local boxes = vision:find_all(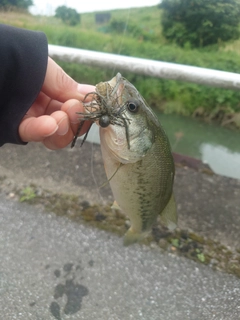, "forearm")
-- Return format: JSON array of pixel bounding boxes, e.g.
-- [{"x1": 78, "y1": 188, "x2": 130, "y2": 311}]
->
[{"x1": 0, "y1": 24, "x2": 48, "y2": 146}]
